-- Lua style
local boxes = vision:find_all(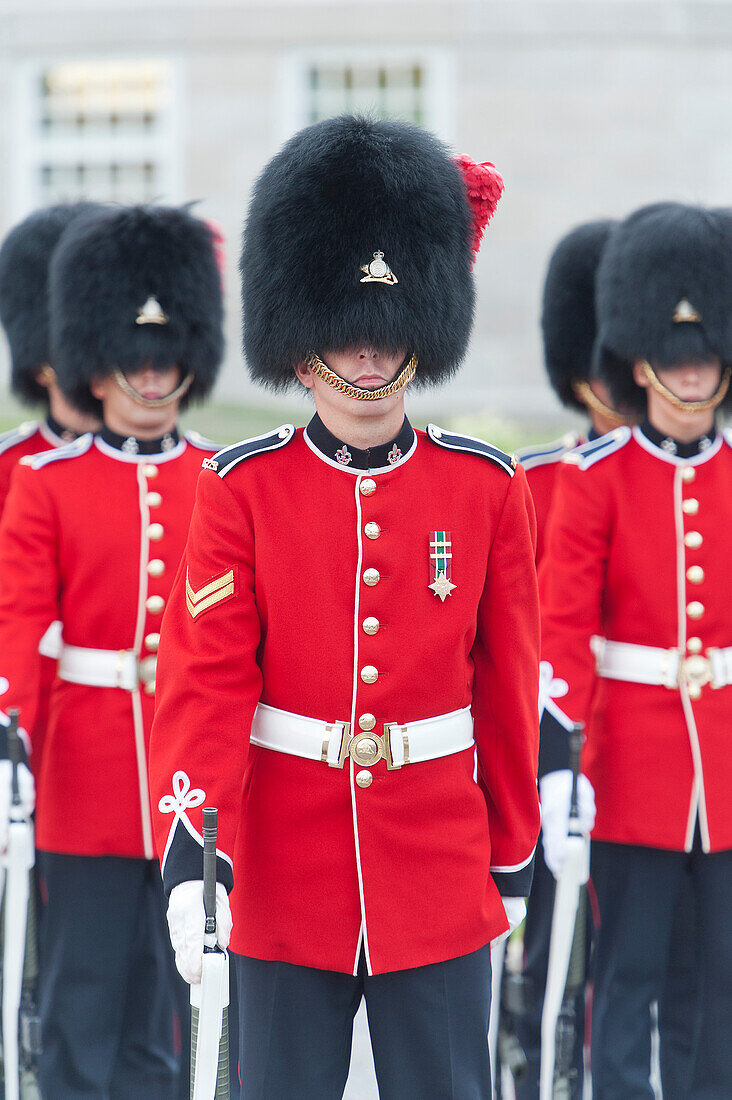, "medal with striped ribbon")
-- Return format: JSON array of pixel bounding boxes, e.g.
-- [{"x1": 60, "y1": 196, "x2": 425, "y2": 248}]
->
[{"x1": 428, "y1": 531, "x2": 456, "y2": 601}]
